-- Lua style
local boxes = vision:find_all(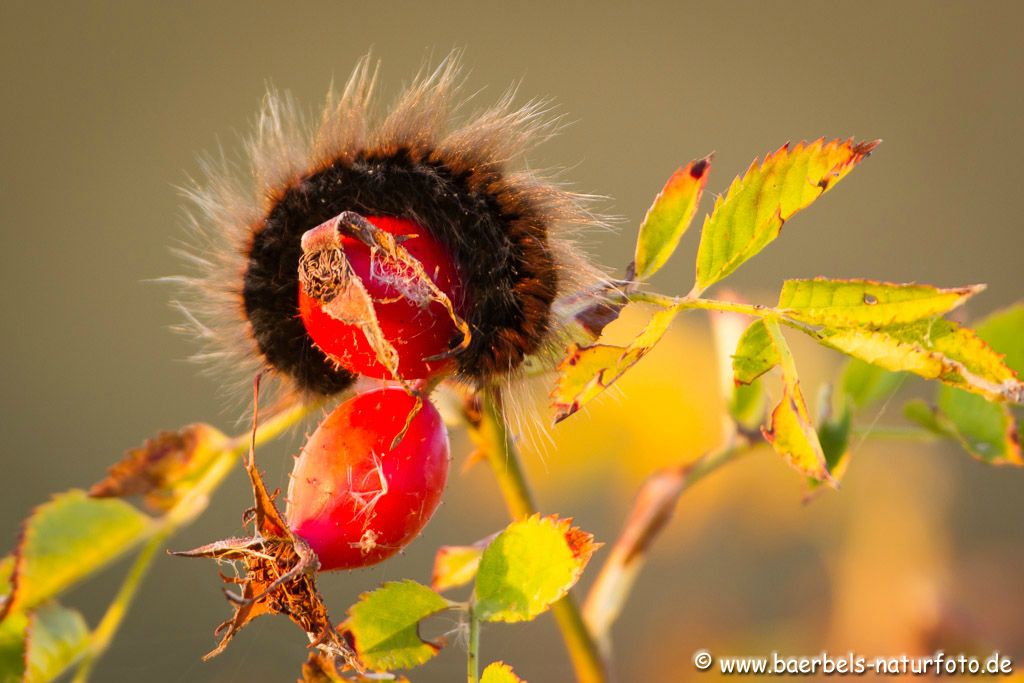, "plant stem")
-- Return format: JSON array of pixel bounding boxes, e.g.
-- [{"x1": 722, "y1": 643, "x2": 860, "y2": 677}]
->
[
  {"x1": 582, "y1": 435, "x2": 757, "y2": 650},
  {"x1": 627, "y1": 292, "x2": 820, "y2": 337},
  {"x1": 72, "y1": 399, "x2": 317, "y2": 682},
  {"x1": 478, "y1": 388, "x2": 608, "y2": 683},
  {"x1": 467, "y1": 604, "x2": 481, "y2": 683}
]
